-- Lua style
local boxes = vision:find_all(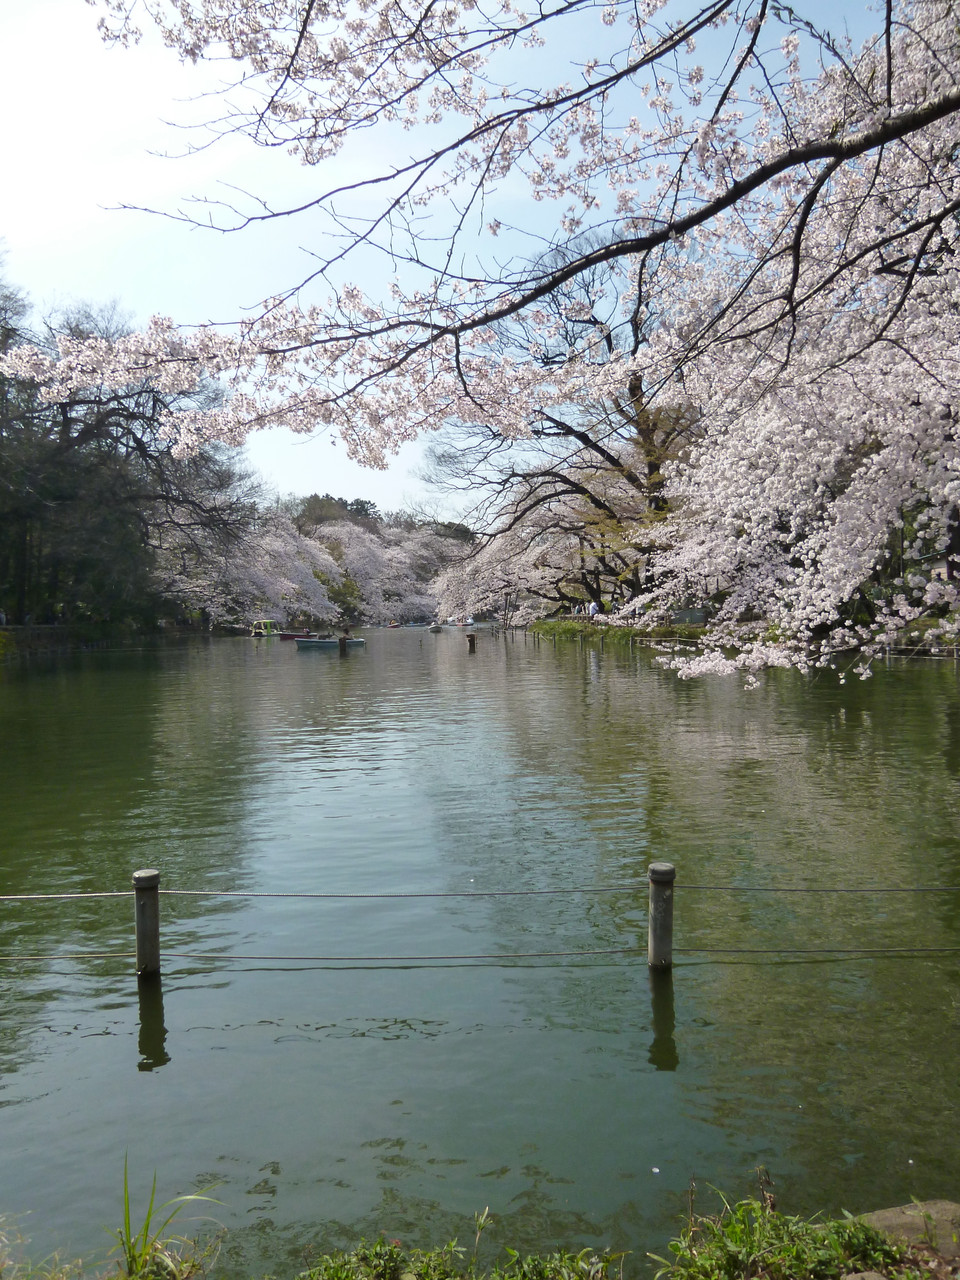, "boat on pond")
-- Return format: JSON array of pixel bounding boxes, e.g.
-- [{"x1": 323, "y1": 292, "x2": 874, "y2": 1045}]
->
[
  {"x1": 253, "y1": 620, "x2": 318, "y2": 639},
  {"x1": 295, "y1": 635, "x2": 366, "y2": 650},
  {"x1": 251, "y1": 618, "x2": 282, "y2": 636}
]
